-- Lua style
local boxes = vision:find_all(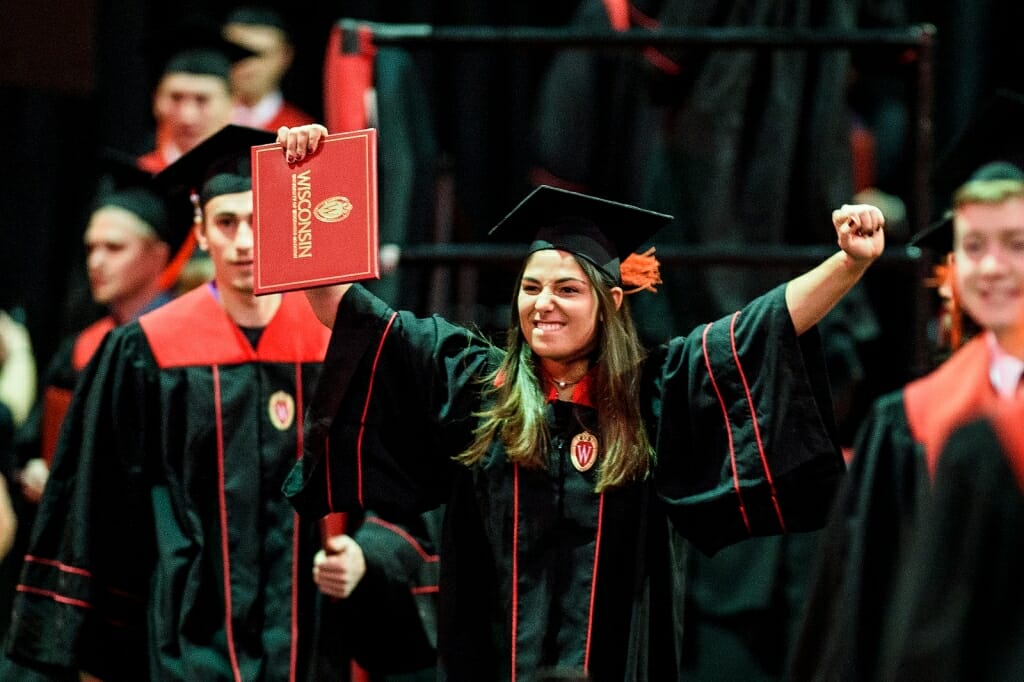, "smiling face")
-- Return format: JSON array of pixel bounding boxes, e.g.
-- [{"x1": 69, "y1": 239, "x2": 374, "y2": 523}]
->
[
  {"x1": 517, "y1": 250, "x2": 623, "y2": 368},
  {"x1": 953, "y1": 196, "x2": 1024, "y2": 348},
  {"x1": 196, "y1": 190, "x2": 255, "y2": 295}
]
